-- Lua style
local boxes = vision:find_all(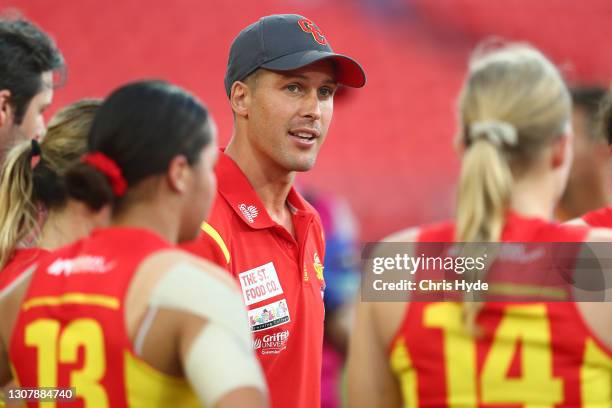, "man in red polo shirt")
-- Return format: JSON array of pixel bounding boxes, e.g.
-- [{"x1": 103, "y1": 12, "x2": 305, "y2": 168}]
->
[{"x1": 183, "y1": 14, "x2": 365, "y2": 408}]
